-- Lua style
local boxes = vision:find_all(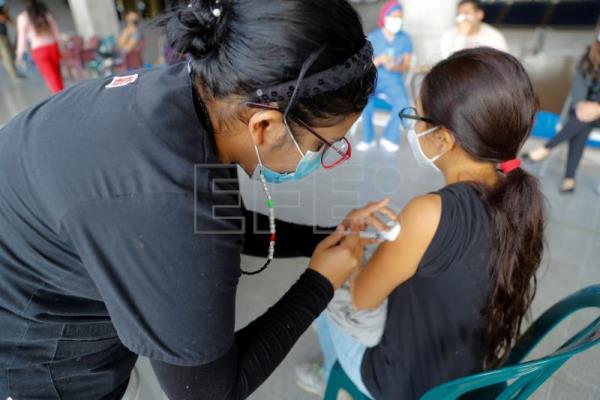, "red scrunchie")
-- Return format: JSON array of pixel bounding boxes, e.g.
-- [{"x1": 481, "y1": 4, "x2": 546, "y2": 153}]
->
[{"x1": 499, "y1": 159, "x2": 522, "y2": 174}]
